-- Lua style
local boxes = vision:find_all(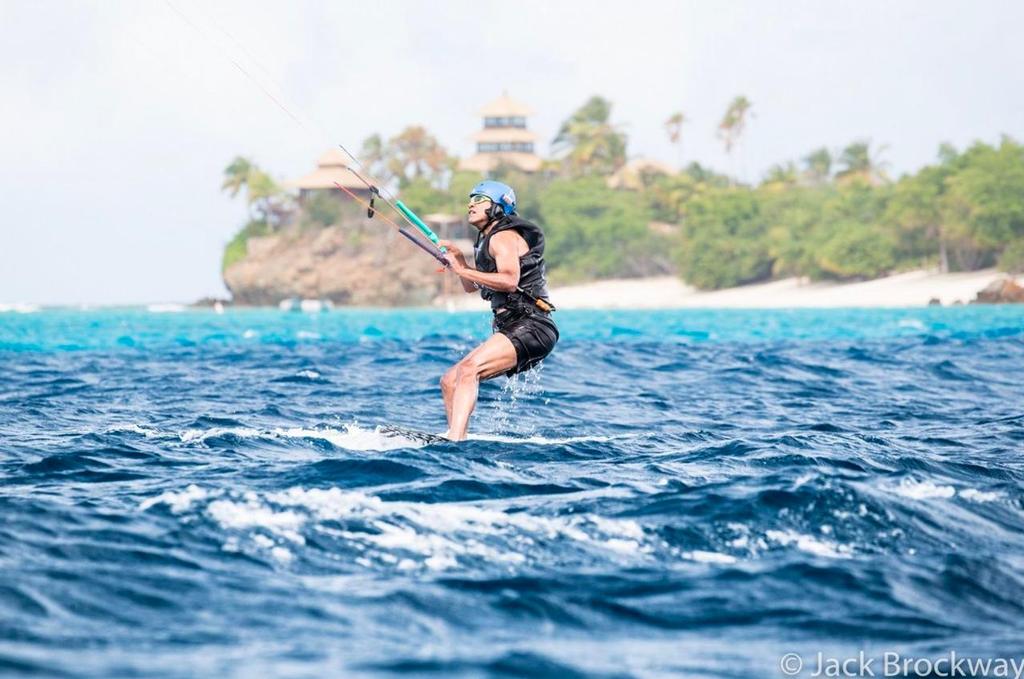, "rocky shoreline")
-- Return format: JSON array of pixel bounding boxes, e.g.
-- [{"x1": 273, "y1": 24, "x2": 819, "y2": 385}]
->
[{"x1": 222, "y1": 217, "x2": 449, "y2": 307}]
